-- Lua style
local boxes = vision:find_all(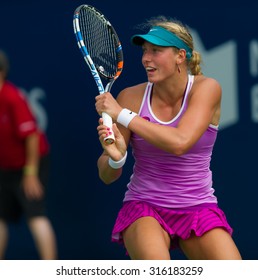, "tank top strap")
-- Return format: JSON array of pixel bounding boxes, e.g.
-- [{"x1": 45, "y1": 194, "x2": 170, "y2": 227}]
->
[
  {"x1": 139, "y1": 75, "x2": 194, "y2": 118},
  {"x1": 138, "y1": 82, "x2": 152, "y2": 115},
  {"x1": 183, "y1": 74, "x2": 194, "y2": 106}
]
